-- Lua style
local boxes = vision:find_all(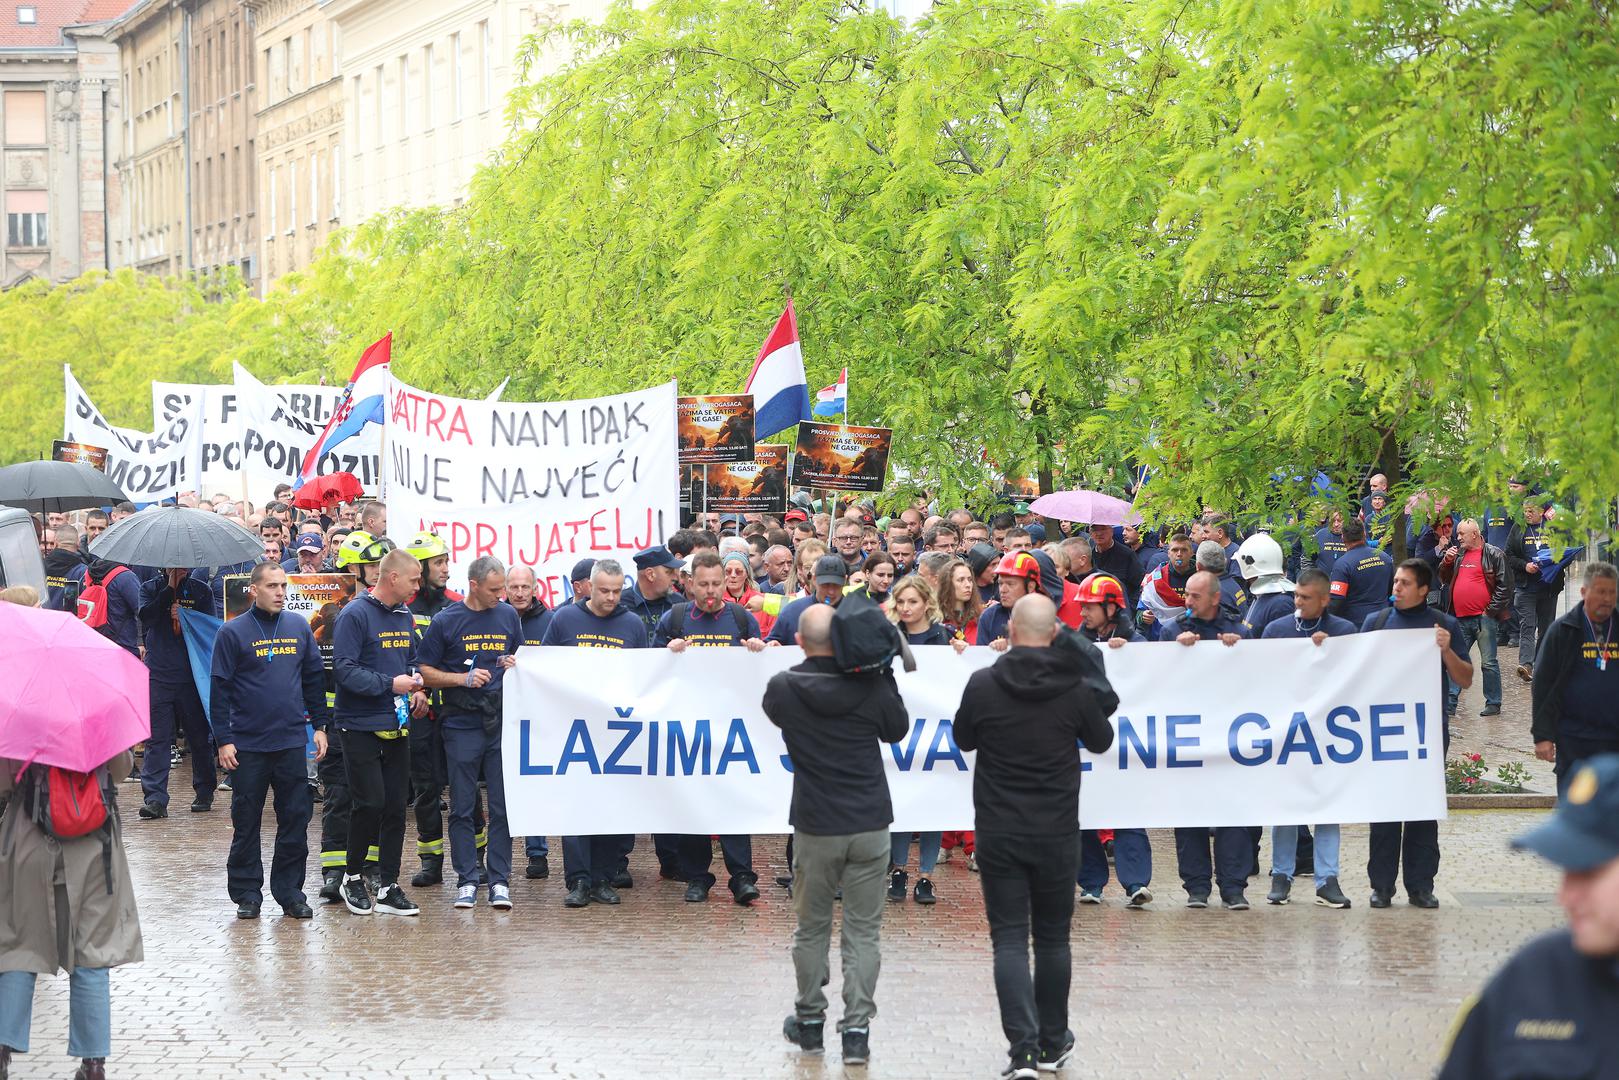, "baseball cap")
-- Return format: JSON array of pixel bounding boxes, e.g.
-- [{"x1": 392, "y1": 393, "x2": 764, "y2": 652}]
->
[
  {"x1": 633, "y1": 545, "x2": 682, "y2": 571},
  {"x1": 1013, "y1": 501, "x2": 1032, "y2": 514},
  {"x1": 784, "y1": 509, "x2": 809, "y2": 524},
  {"x1": 1025, "y1": 522, "x2": 1047, "y2": 544},
  {"x1": 295, "y1": 531, "x2": 324, "y2": 552},
  {"x1": 813, "y1": 555, "x2": 849, "y2": 586},
  {"x1": 1513, "y1": 755, "x2": 1619, "y2": 872},
  {"x1": 570, "y1": 558, "x2": 596, "y2": 583}
]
